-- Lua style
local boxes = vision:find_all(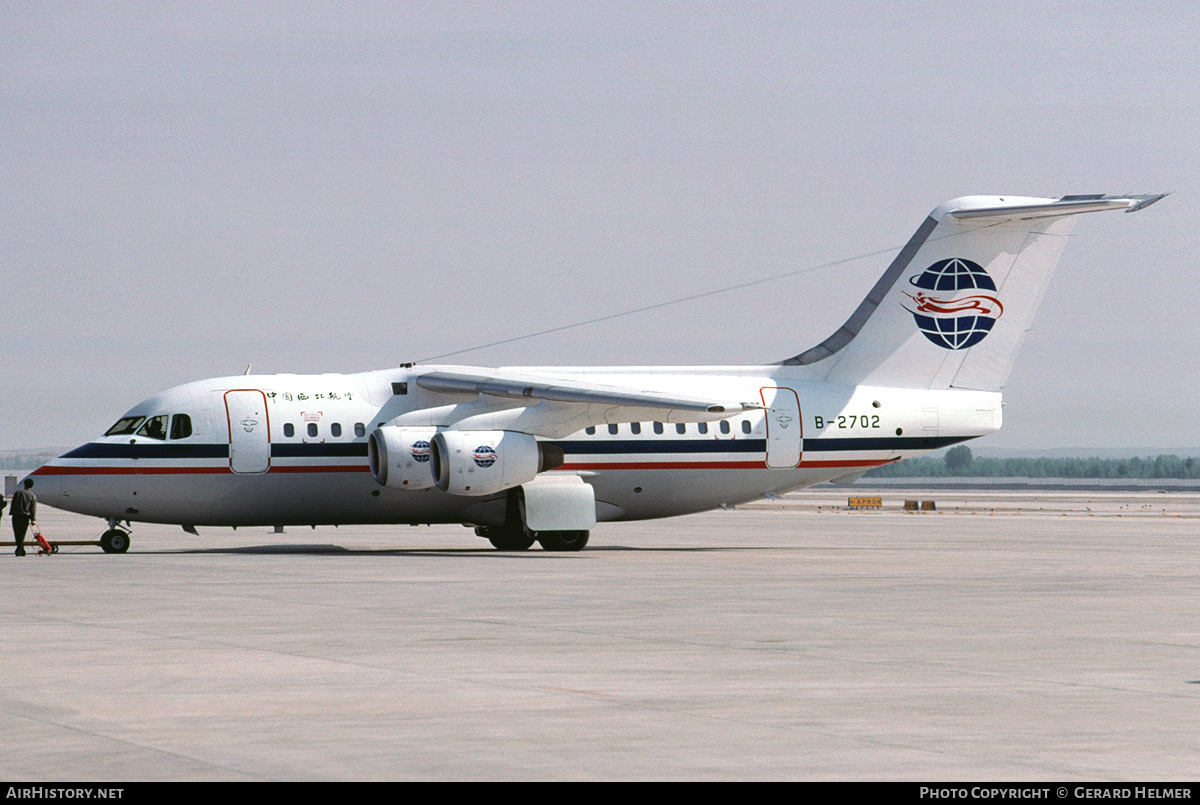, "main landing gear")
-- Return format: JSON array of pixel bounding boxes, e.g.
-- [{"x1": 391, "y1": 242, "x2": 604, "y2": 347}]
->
[
  {"x1": 475, "y1": 526, "x2": 536, "y2": 551},
  {"x1": 474, "y1": 526, "x2": 590, "y2": 552},
  {"x1": 534, "y1": 529, "x2": 590, "y2": 551},
  {"x1": 474, "y1": 490, "x2": 590, "y2": 552}
]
